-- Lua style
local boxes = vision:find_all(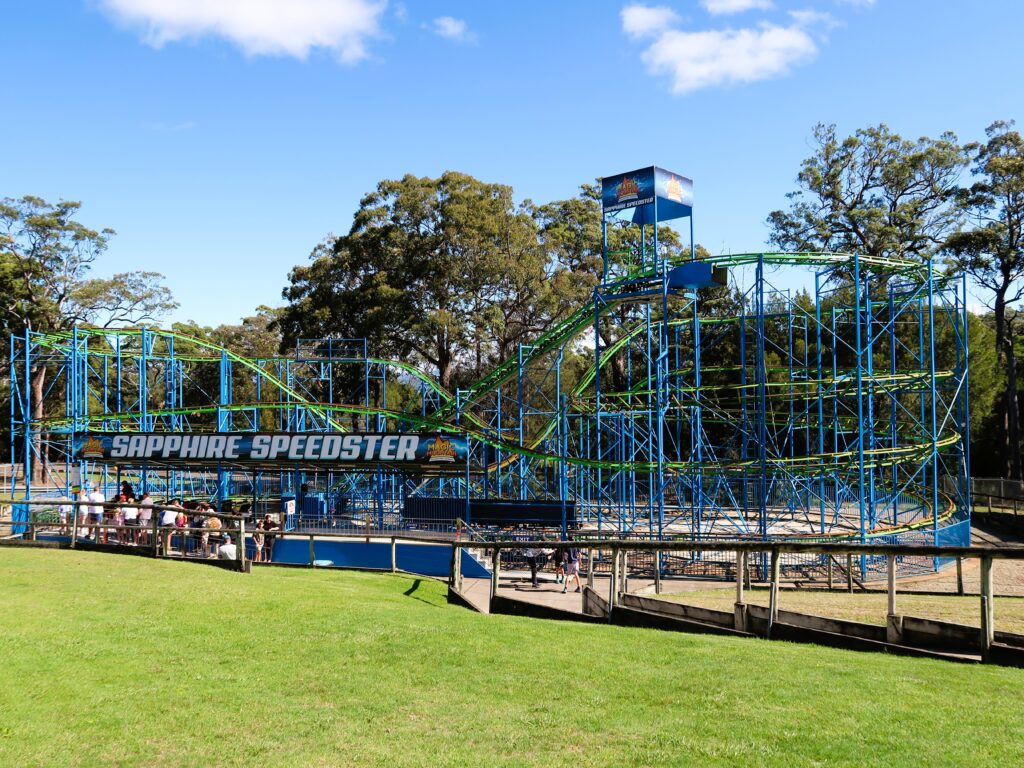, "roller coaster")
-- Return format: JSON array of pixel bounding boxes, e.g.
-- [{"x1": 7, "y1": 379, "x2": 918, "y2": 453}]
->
[{"x1": 8, "y1": 166, "x2": 972, "y2": 568}]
